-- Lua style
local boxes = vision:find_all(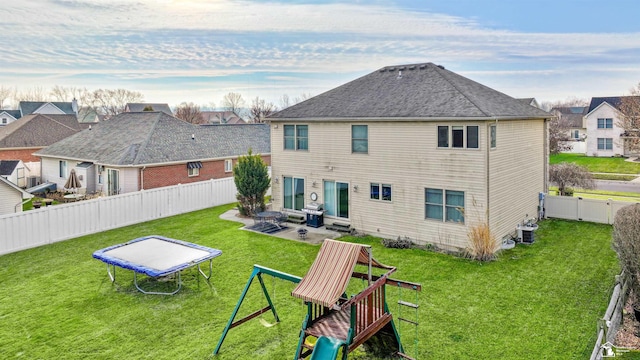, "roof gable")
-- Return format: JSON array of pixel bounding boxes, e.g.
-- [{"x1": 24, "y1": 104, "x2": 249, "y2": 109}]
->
[
  {"x1": 0, "y1": 114, "x2": 86, "y2": 148},
  {"x1": 0, "y1": 176, "x2": 33, "y2": 199},
  {"x1": 0, "y1": 160, "x2": 20, "y2": 176},
  {"x1": 35, "y1": 112, "x2": 270, "y2": 166},
  {"x1": 125, "y1": 103, "x2": 173, "y2": 115},
  {"x1": 270, "y1": 62, "x2": 551, "y2": 120},
  {"x1": 587, "y1": 96, "x2": 640, "y2": 116},
  {"x1": 19, "y1": 101, "x2": 75, "y2": 116}
]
